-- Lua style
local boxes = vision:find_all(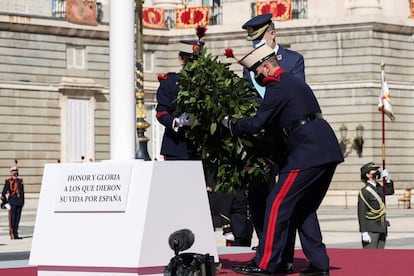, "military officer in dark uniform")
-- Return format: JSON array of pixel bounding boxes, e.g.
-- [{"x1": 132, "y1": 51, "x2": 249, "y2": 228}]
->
[
  {"x1": 156, "y1": 40, "x2": 204, "y2": 160},
  {"x1": 223, "y1": 44, "x2": 343, "y2": 276},
  {"x1": 219, "y1": 189, "x2": 254, "y2": 247},
  {"x1": 358, "y1": 162, "x2": 394, "y2": 249},
  {"x1": 241, "y1": 13, "x2": 306, "y2": 271},
  {"x1": 242, "y1": 13, "x2": 305, "y2": 99},
  {"x1": 1, "y1": 166, "x2": 25, "y2": 240}
]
